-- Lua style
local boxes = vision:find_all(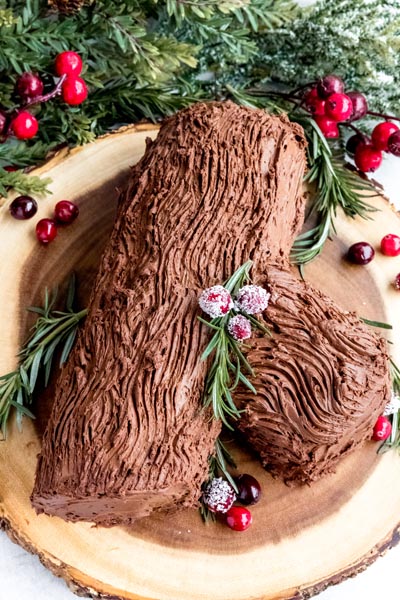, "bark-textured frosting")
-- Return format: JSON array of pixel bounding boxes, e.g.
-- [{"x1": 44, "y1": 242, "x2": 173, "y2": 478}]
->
[
  {"x1": 31, "y1": 101, "x2": 307, "y2": 525},
  {"x1": 234, "y1": 266, "x2": 390, "y2": 484}
]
